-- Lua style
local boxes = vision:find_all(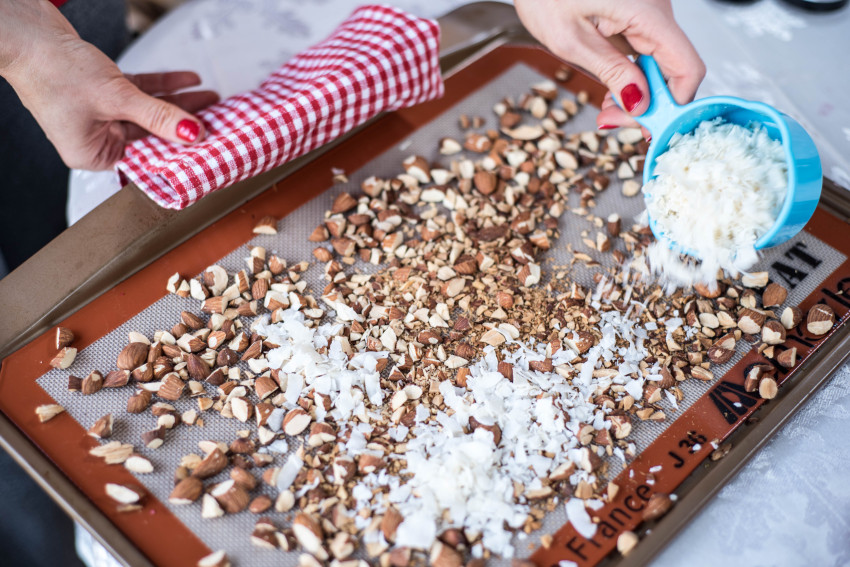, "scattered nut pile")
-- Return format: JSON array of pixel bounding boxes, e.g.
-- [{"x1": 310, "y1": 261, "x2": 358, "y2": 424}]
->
[{"x1": 40, "y1": 77, "x2": 838, "y2": 567}]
